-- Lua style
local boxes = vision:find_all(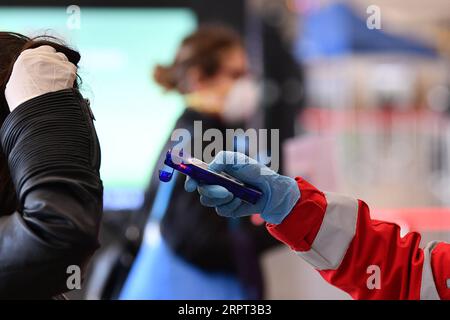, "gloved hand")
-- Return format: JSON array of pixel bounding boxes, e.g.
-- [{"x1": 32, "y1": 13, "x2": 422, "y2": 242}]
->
[
  {"x1": 5, "y1": 45, "x2": 77, "y2": 112},
  {"x1": 185, "y1": 151, "x2": 300, "y2": 224}
]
